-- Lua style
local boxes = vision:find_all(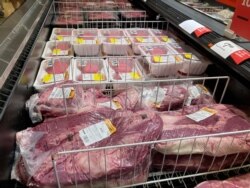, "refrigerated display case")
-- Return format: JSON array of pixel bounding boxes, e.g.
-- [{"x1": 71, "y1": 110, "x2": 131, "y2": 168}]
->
[{"x1": 0, "y1": 0, "x2": 250, "y2": 188}]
